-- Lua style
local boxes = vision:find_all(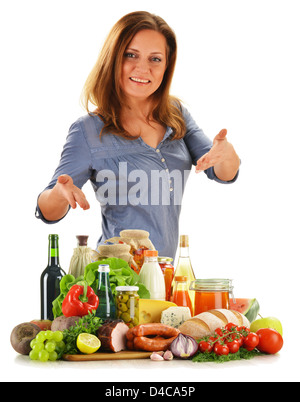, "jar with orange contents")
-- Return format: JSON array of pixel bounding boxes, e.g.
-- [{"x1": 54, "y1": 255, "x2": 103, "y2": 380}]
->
[
  {"x1": 190, "y1": 279, "x2": 234, "y2": 315},
  {"x1": 158, "y1": 257, "x2": 174, "y2": 301}
]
